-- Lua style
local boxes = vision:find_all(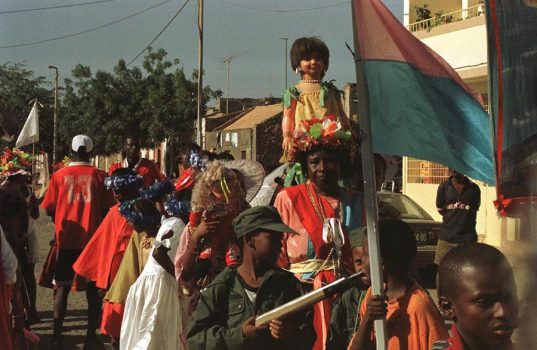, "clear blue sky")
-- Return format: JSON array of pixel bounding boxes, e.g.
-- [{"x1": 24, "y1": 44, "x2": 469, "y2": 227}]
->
[{"x1": 0, "y1": 0, "x2": 402, "y2": 100}]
